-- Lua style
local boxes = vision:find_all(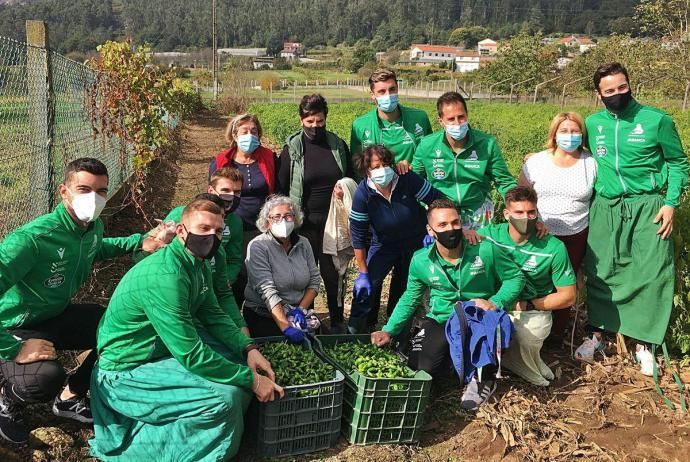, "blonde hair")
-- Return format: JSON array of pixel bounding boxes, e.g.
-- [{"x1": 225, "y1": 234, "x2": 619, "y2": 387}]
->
[
  {"x1": 225, "y1": 113, "x2": 263, "y2": 149},
  {"x1": 546, "y1": 112, "x2": 586, "y2": 151}
]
